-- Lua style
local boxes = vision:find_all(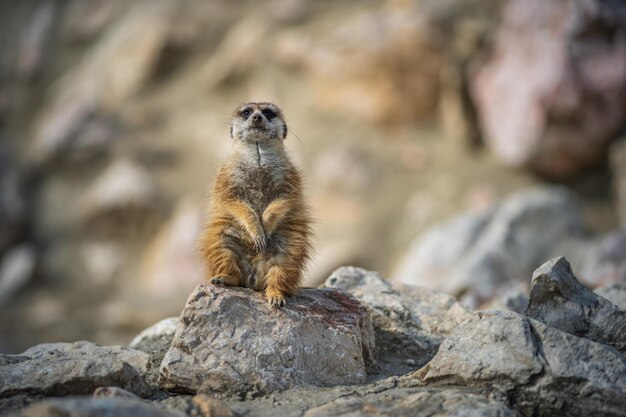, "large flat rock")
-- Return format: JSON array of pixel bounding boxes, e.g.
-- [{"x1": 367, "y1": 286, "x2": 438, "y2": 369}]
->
[
  {"x1": 160, "y1": 284, "x2": 375, "y2": 396},
  {"x1": 0, "y1": 341, "x2": 151, "y2": 398}
]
